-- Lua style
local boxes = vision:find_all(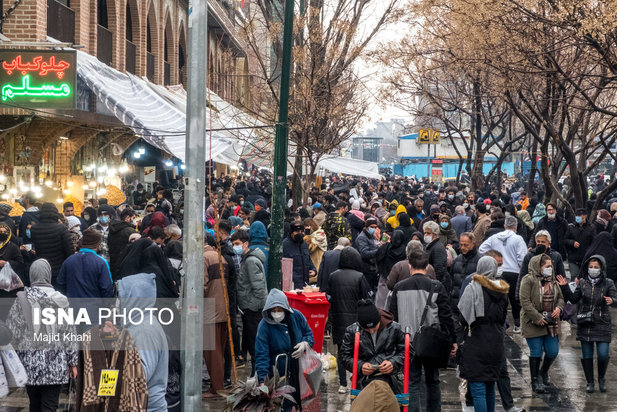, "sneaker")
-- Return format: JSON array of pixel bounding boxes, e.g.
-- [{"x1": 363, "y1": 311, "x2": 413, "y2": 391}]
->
[
  {"x1": 512, "y1": 326, "x2": 521, "y2": 334},
  {"x1": 338, "y1": 385, "x2": 348, "y2": 394},
  {"x1": 505, "y1": 407, "x2": 526, "y2": 412}
]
